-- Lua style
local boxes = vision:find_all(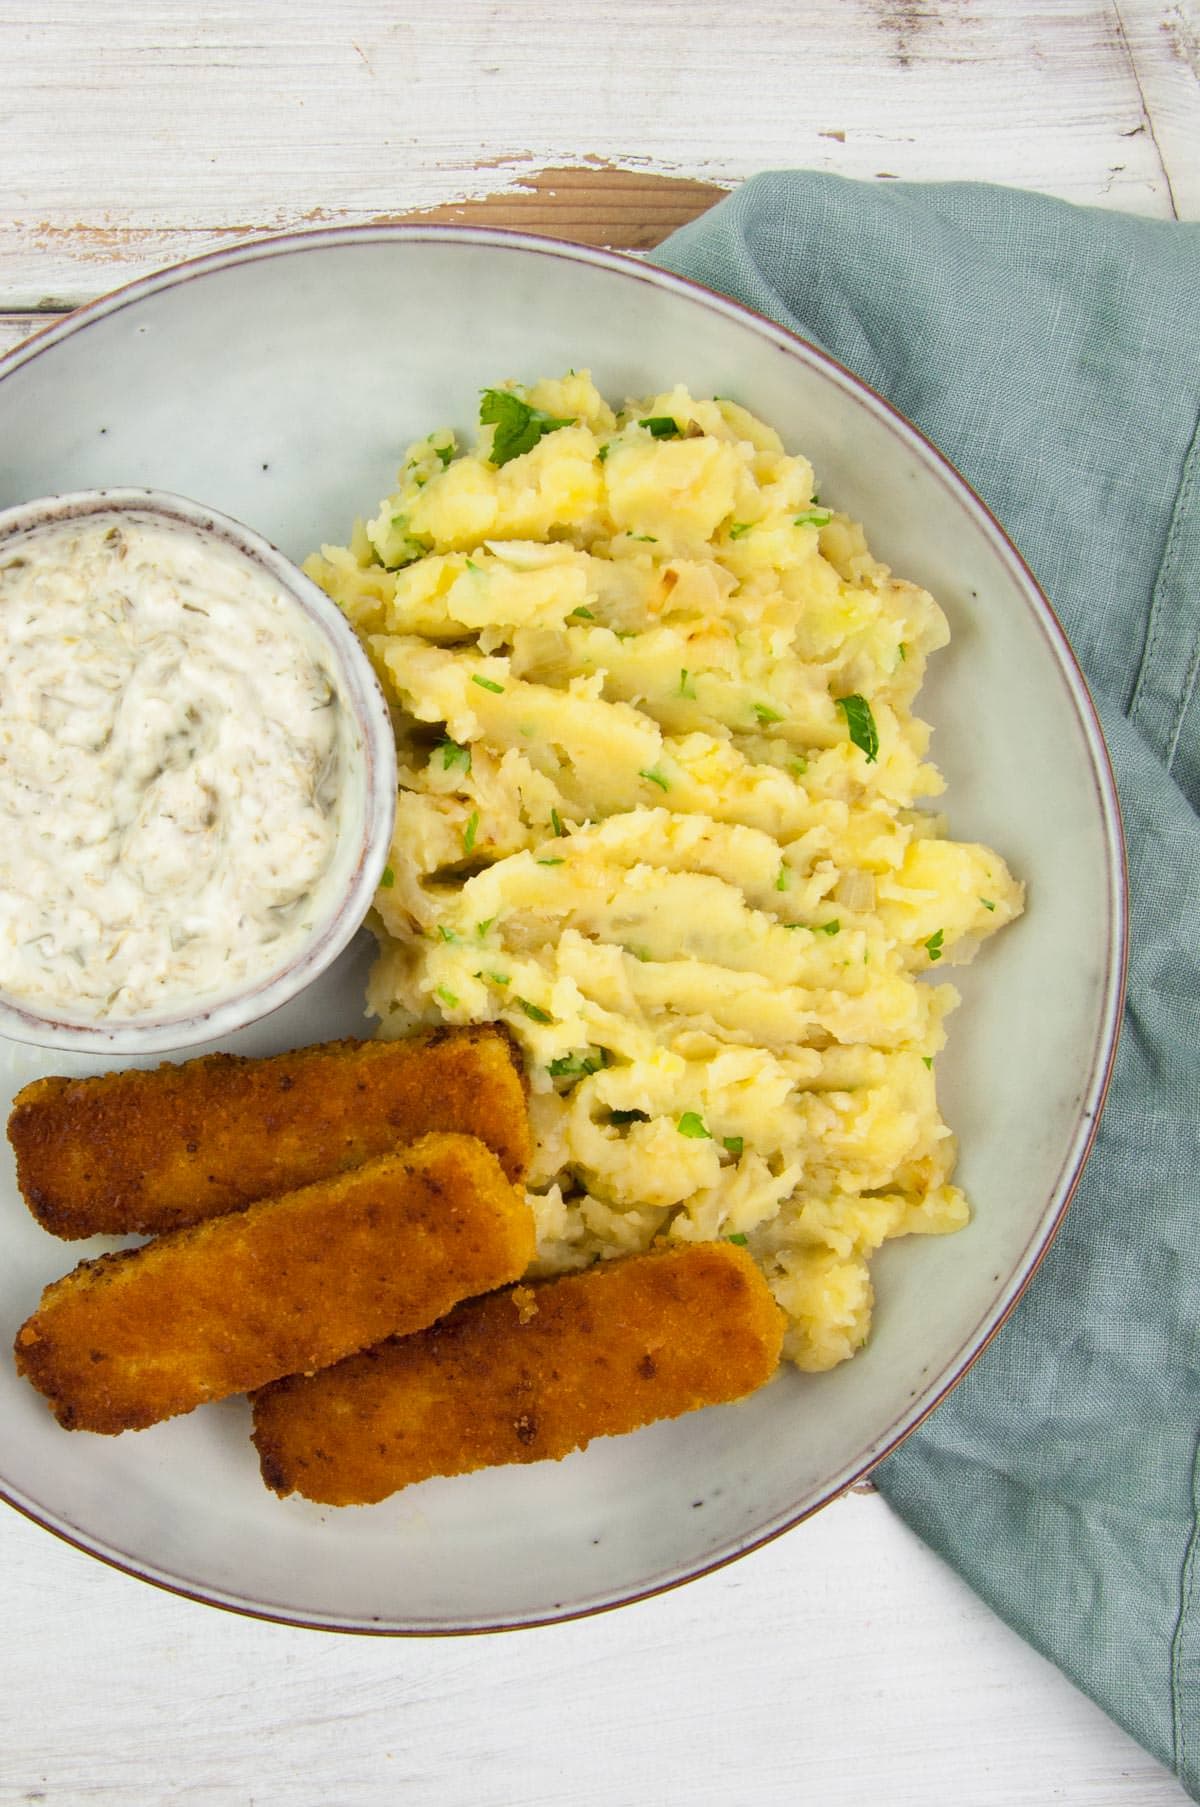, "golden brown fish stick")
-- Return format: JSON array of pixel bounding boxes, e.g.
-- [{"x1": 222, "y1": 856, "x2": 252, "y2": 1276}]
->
[
  {"x1": 14, "y1": 1133, "x2": 535, "y2": 1435},
  {"x1": 8, "y1": 1026, "x2": 530, "y2": 1239},
  {"x1": 251, "y1": 1242, "x2": 785, "y2": 1505}
]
